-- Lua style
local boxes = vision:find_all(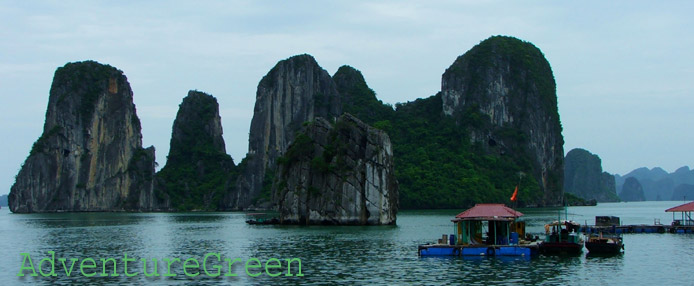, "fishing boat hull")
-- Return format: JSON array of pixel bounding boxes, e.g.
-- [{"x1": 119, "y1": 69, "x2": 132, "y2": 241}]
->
[
  {"x1": 541, "y1": 220, "x2": 584, "y2": 255},
  {"x1": 585, "y1": 239, "x2": 623, "y2": 254},
  {"x1": 245, "y1": 218, "x2": 279, "y2": 225},
  {"x1": 539, "y1": 242, "x2": 583, "y2": 255},
  {"x1": 244, "y1": 213, "x2": 279, "y2": 225},
  {"x1": 418, "y1": 244, "x2": 538, "y2": 257}
]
